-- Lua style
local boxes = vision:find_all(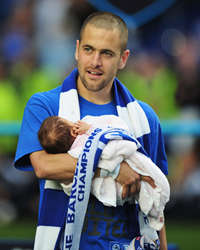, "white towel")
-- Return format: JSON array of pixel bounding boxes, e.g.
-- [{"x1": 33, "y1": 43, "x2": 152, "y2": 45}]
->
[
  {"x1": 91, "y1": 139, "x2": 170, "y2": 231},
  {"x1": 62, "y1": 134, "x2": 170, "y2": 231}
]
